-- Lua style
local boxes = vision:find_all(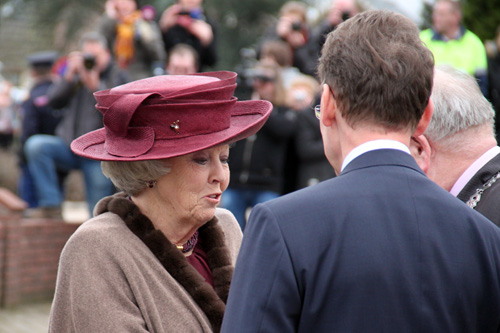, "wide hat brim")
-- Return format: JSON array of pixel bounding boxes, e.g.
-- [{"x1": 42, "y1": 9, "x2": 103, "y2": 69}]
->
[{"x1": 71, "y1": 72, "x2": 273, "y2": 161}]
